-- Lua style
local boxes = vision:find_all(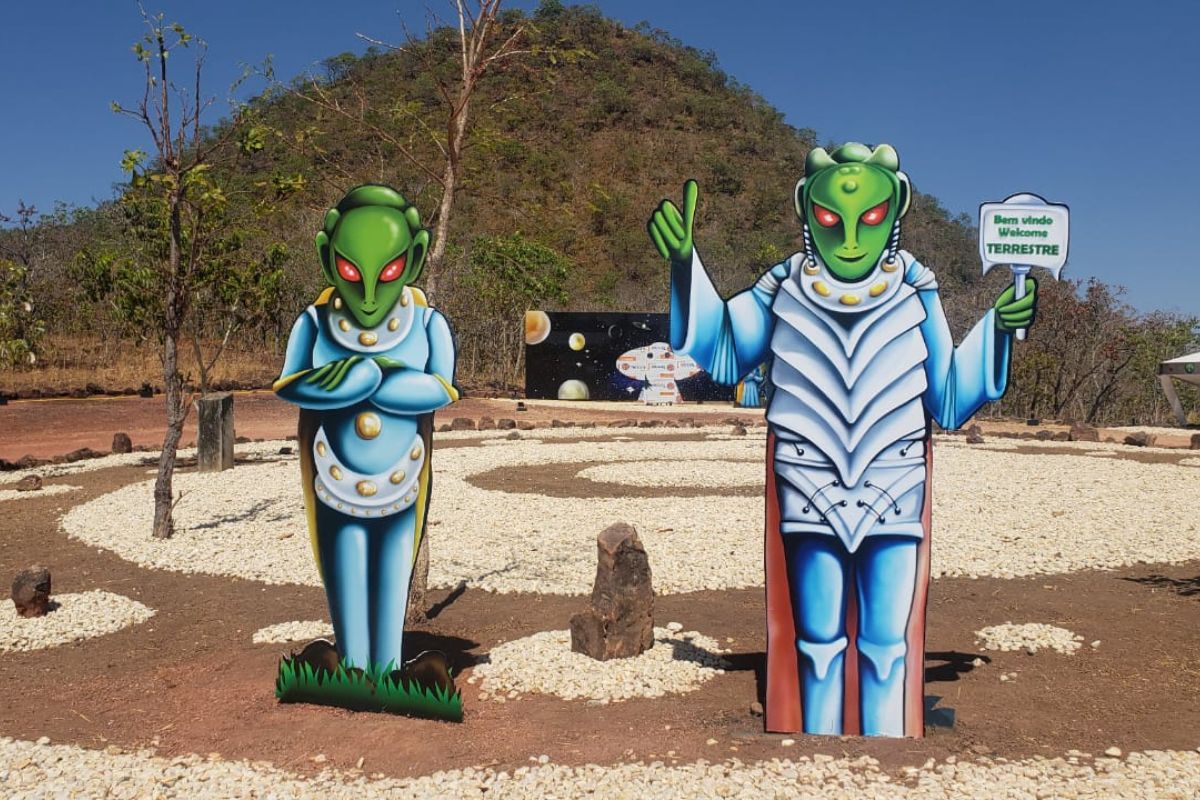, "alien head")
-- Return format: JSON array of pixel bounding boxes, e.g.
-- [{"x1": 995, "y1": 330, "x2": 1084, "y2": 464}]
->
[
  {"x1": 794, "y1": 143, "x2": 911, "y2": 283},
  {"x1": 315, "y1": 185, "x2": 431, "y2": 329}
]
